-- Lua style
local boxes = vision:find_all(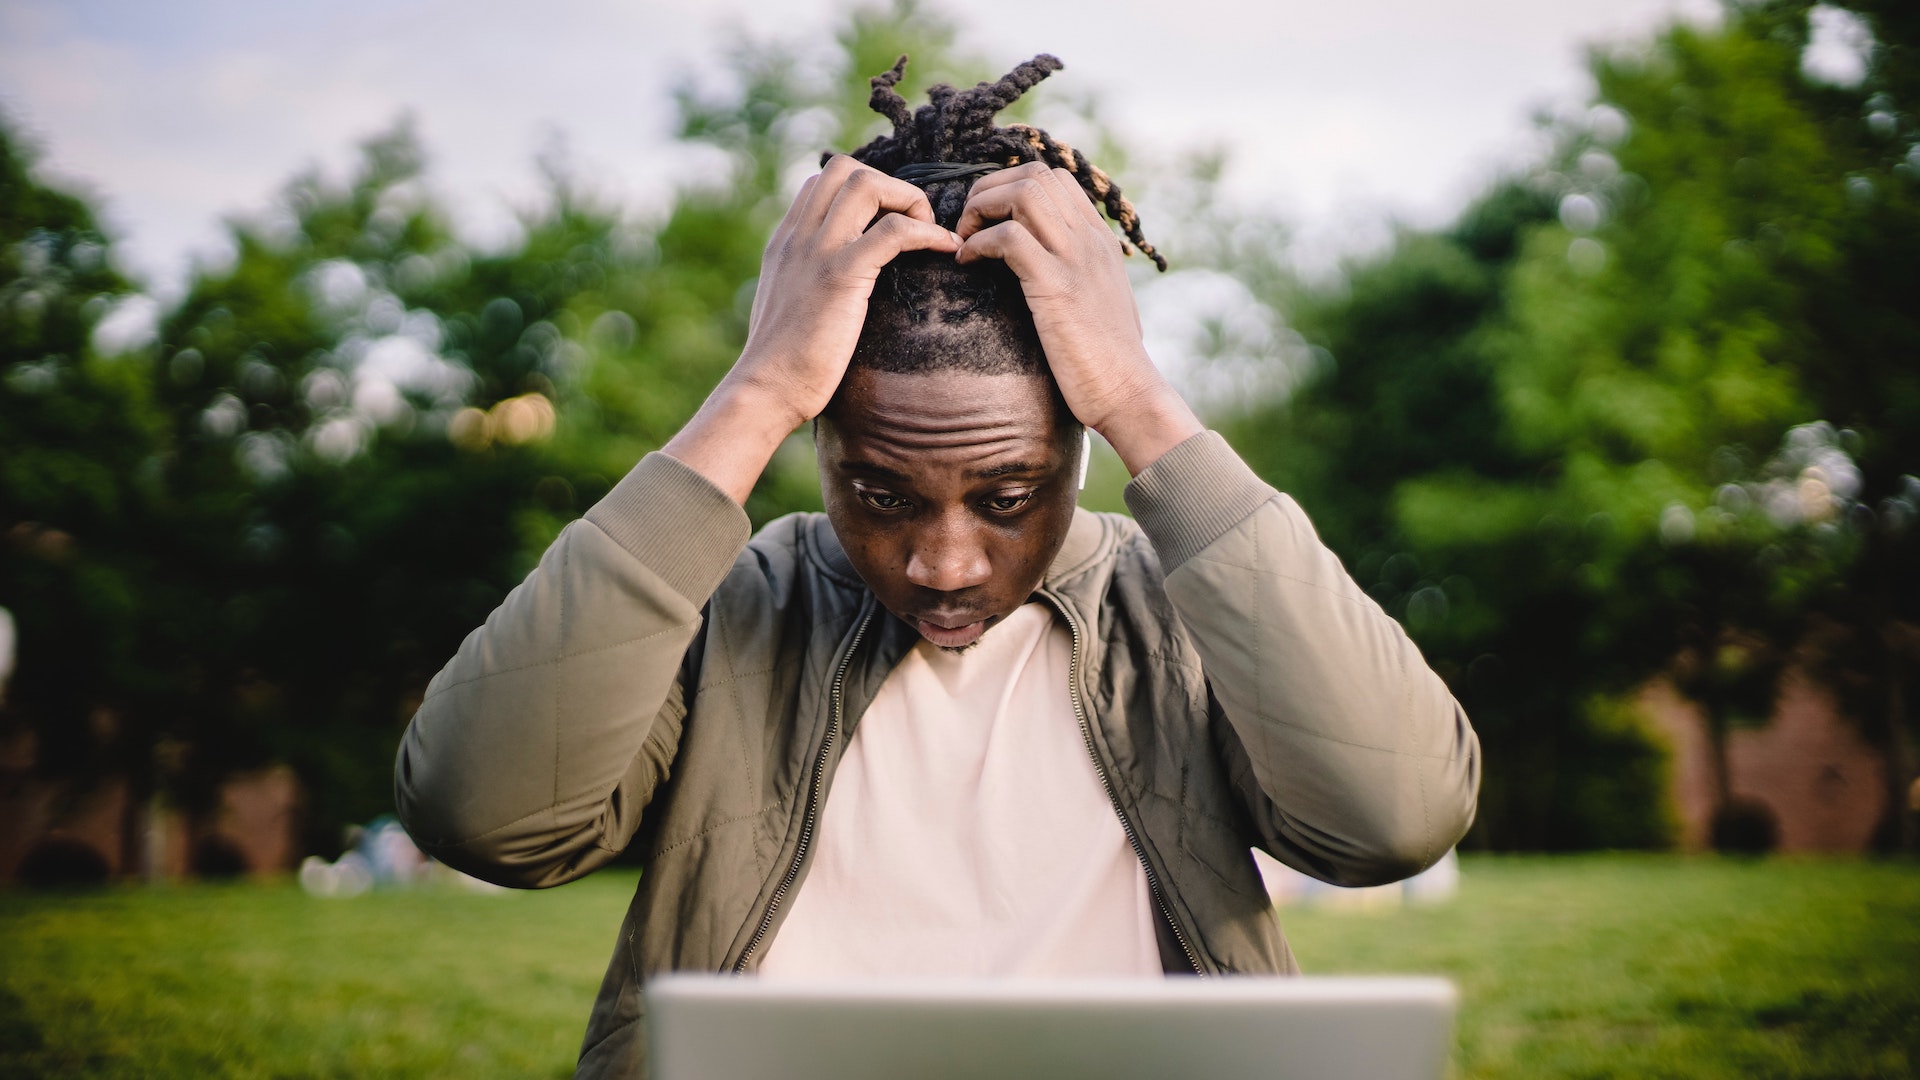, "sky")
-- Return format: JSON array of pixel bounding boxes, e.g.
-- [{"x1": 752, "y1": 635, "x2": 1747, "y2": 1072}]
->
[{"x1": 0, "y1": 0, "x2": 1721, "y2": 299}]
